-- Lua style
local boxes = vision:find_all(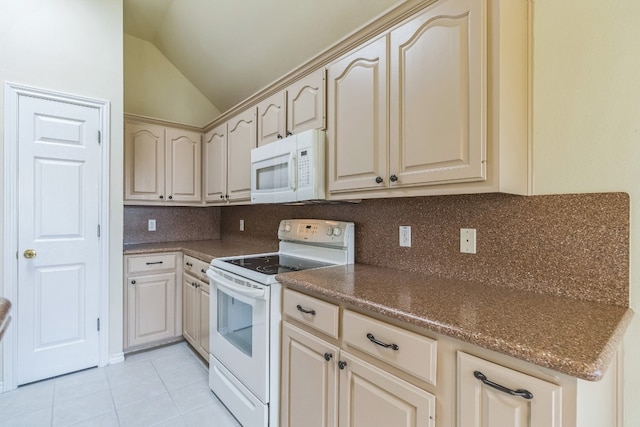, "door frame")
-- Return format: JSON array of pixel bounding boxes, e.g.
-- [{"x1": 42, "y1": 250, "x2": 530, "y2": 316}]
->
[{"x1": 2, "y1": 82, "x2": 111, "y2": 391}]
